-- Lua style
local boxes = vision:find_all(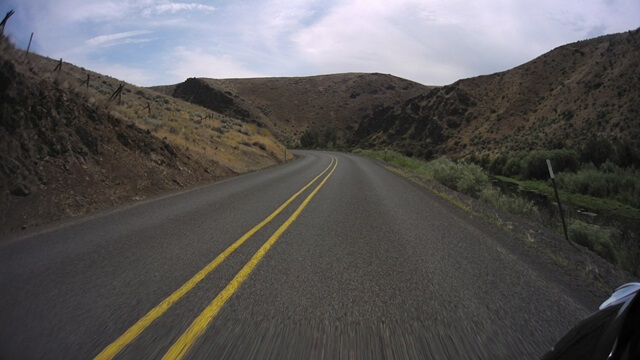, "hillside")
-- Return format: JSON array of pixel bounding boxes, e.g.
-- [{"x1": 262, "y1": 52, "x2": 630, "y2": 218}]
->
[
  {"x1": 0, "y1": 36, "x2": 286, "y2": 234},
  {"x1": 353, "y1": 29, "x2": 640, "y2": 161},
  {"x1": 154, "y1": 73, "x2": 432, "y2": 146}
]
